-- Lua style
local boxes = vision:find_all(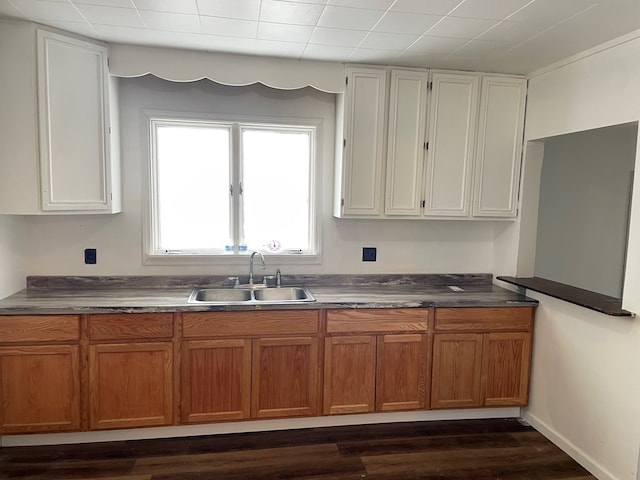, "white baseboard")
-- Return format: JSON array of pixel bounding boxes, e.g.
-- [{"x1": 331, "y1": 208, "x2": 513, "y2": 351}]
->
[
  {"x1": 522, "y1": 411, "x2": 618, "y2": 480},
  {"x1": 1, "y1": 407, "x2": 519, "y2": 447}
]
